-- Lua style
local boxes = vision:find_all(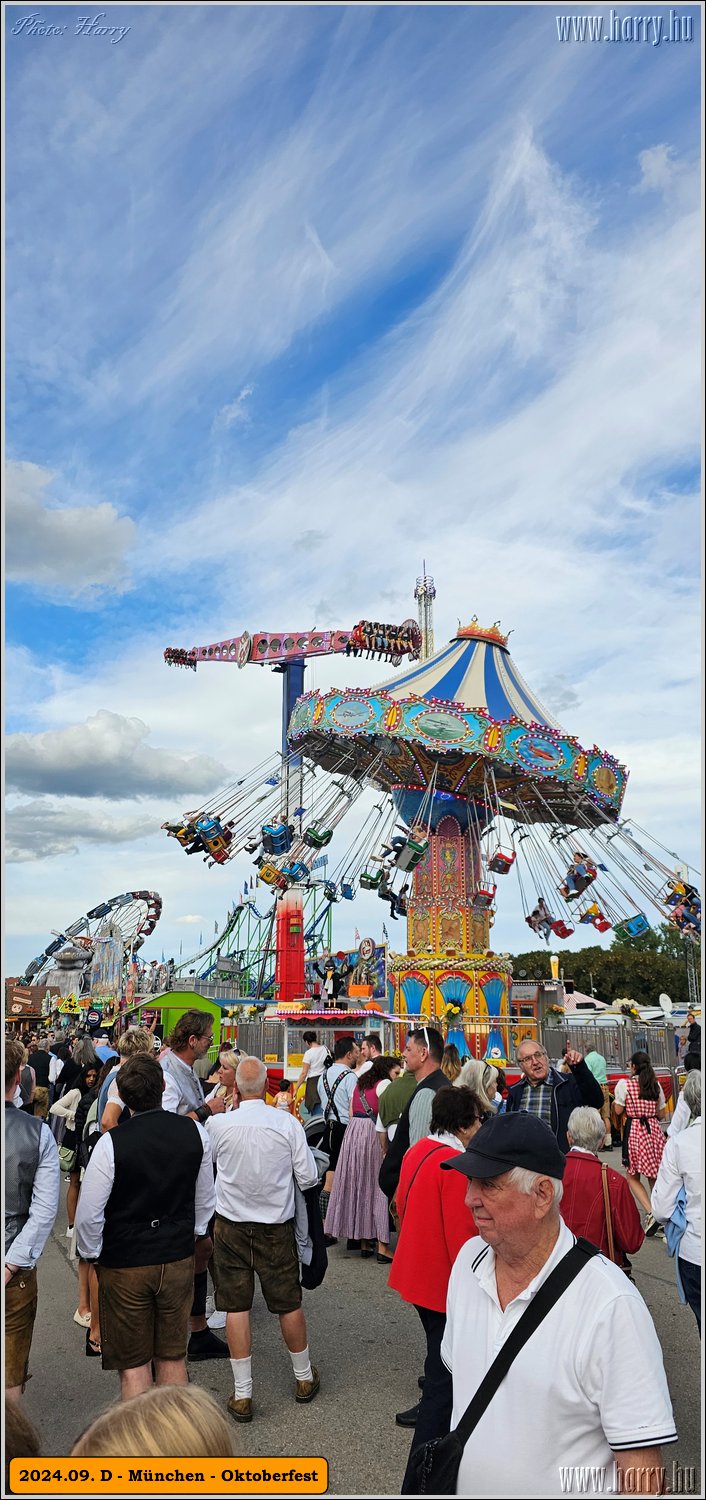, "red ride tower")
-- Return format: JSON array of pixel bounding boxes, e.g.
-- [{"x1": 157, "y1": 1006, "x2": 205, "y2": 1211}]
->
[{"x1": 274, "y1": 890, "x2": 306, "y2": 1004}]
